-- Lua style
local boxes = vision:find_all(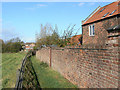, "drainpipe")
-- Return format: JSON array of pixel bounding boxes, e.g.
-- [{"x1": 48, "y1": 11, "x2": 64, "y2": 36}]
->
[{"x1": 50, "y1": 47, "x2": 52, "y2": 67}]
